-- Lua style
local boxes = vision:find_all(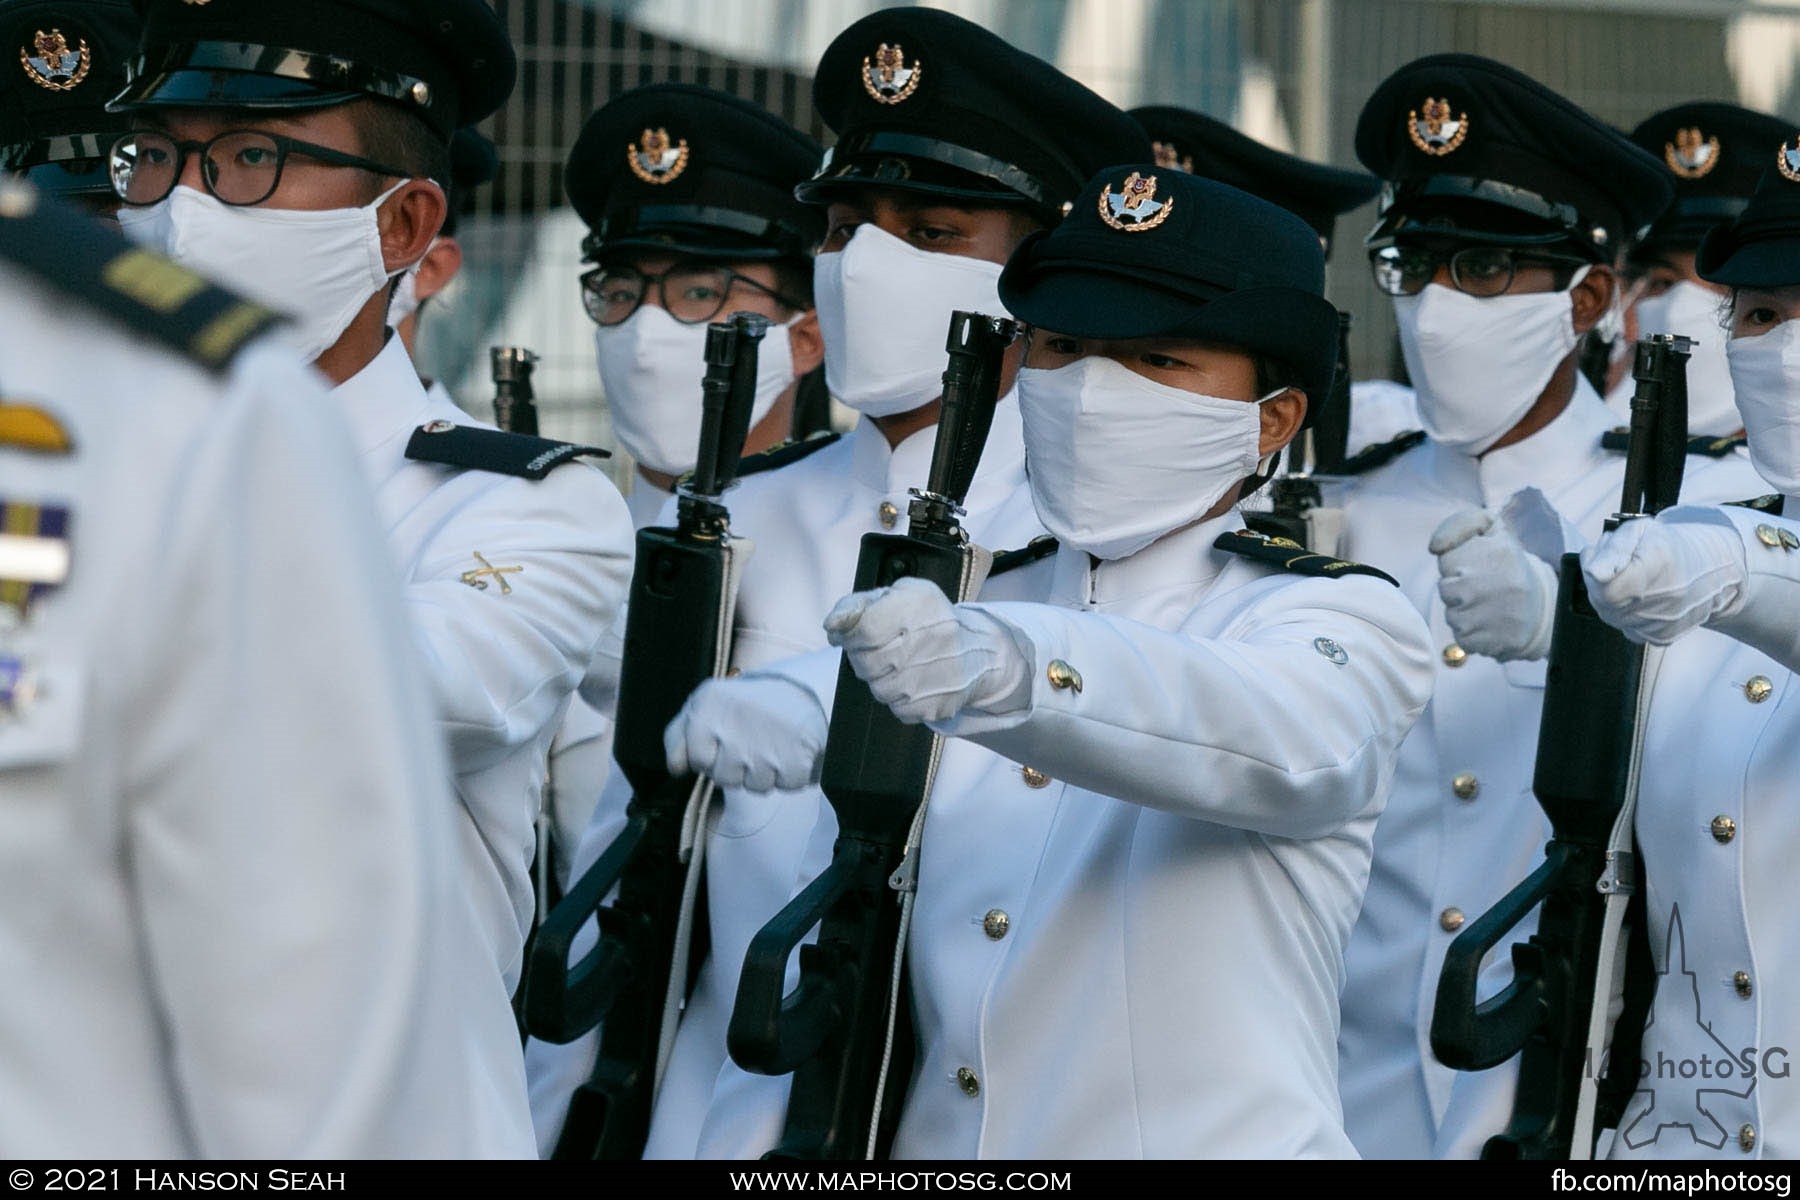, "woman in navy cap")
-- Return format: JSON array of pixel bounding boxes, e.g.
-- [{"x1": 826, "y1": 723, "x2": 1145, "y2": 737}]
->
[
  {"x1": 824, "y1": 164, "x2": 1433, "y2": 1157},
  {"x1": 1574, "y1": 140, "x2": 1800, "y2": 1161}
]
